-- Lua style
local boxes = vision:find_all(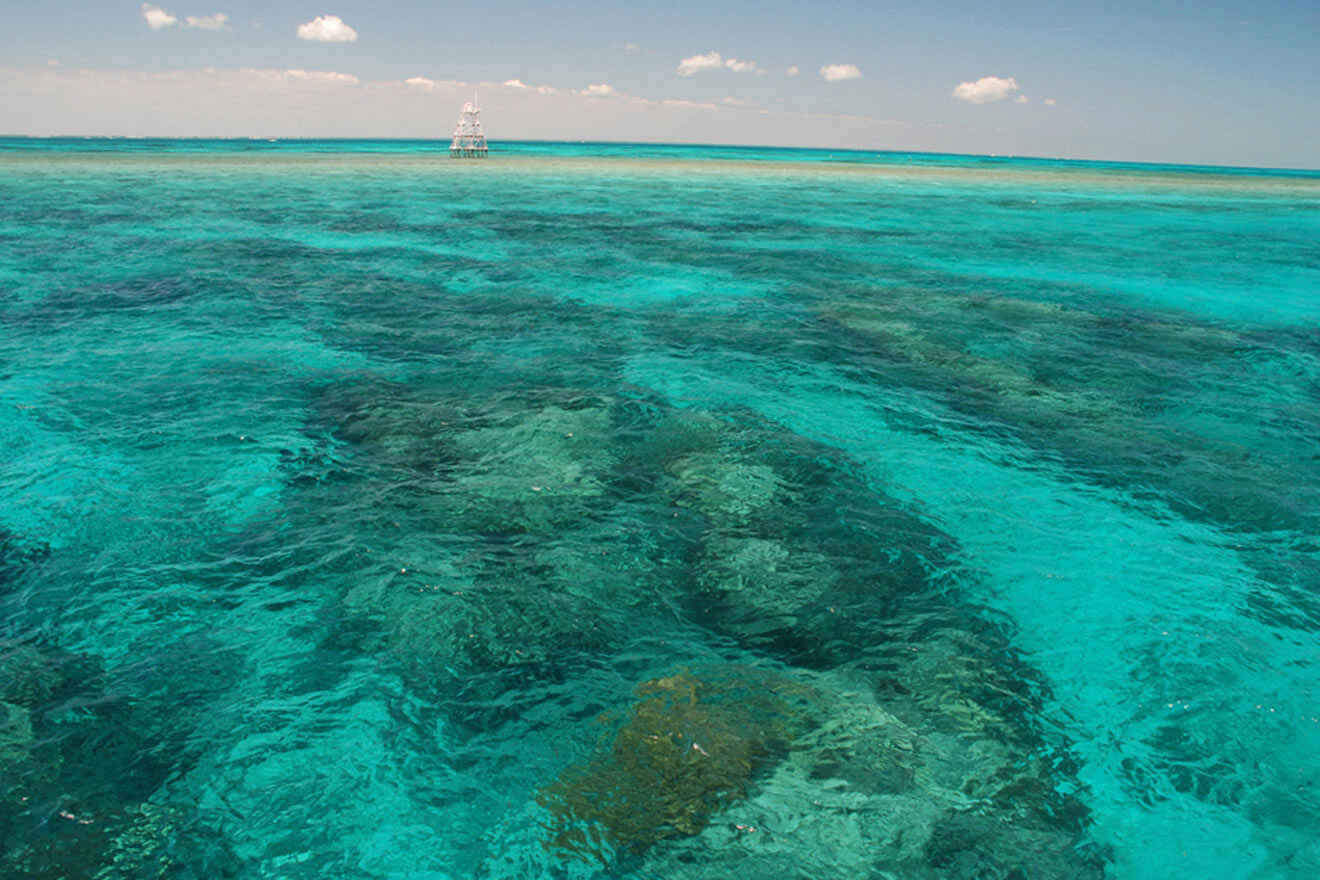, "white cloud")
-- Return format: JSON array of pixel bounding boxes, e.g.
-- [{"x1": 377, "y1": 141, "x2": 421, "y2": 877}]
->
[
  {"x1": 402, "y1": 75, "x2": 466, "y2": 91},
  {"x1": 1015, "y1": 94, "x2": 1029, "y2": 104},
  {"x1": 786, "y1": 65, "x2": 800, "y2": 77},
  {"x1": 820, "y1": 64, "x2": 862, "y2": 82},
  {"x1": 0, "y1": 63, "x2": 968, "y2": 144},
  {"x1": 141, "y1": 4, "x2": 177, "y2": 29},
  {"x1": 185, "y1": 13, "x2": 228, "y2": 30},
  {"x1": 722, "y1": 96, "x2": 755, "y2": 107},
  {"x1": 677, "y1": 51, "x2": 723, "y2": 77},
  {"x1": 578, "y1": 83, "x2": 617, "y2": 97},
  {"x1": 1044, "y1": 97, "x2": 1057, "y2": 106},
  {"x1": 724, "y1": 57, "x2": 762, "y2": 74},
  {"x1": 624, "y1": 42, "x2": 640, "y2": 54},
  {"x1": 283, "y1": 69, "x2": 359, "y2": 85},
  {"x1": 662, "y1": 98, "x2": 716, "y2": 110},
  {"x1": 678, "y1": 51, "x2": 762, "y2": 76},
  {"x1": 498, "y1": 78, "x2": 556, "y2": 94},
  {"x1": 953, "y1": 75, "x2": 1019, "y2": 104},
  {"x1": 297, "y1": 15, "x2": 358, "y2": 43}
]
